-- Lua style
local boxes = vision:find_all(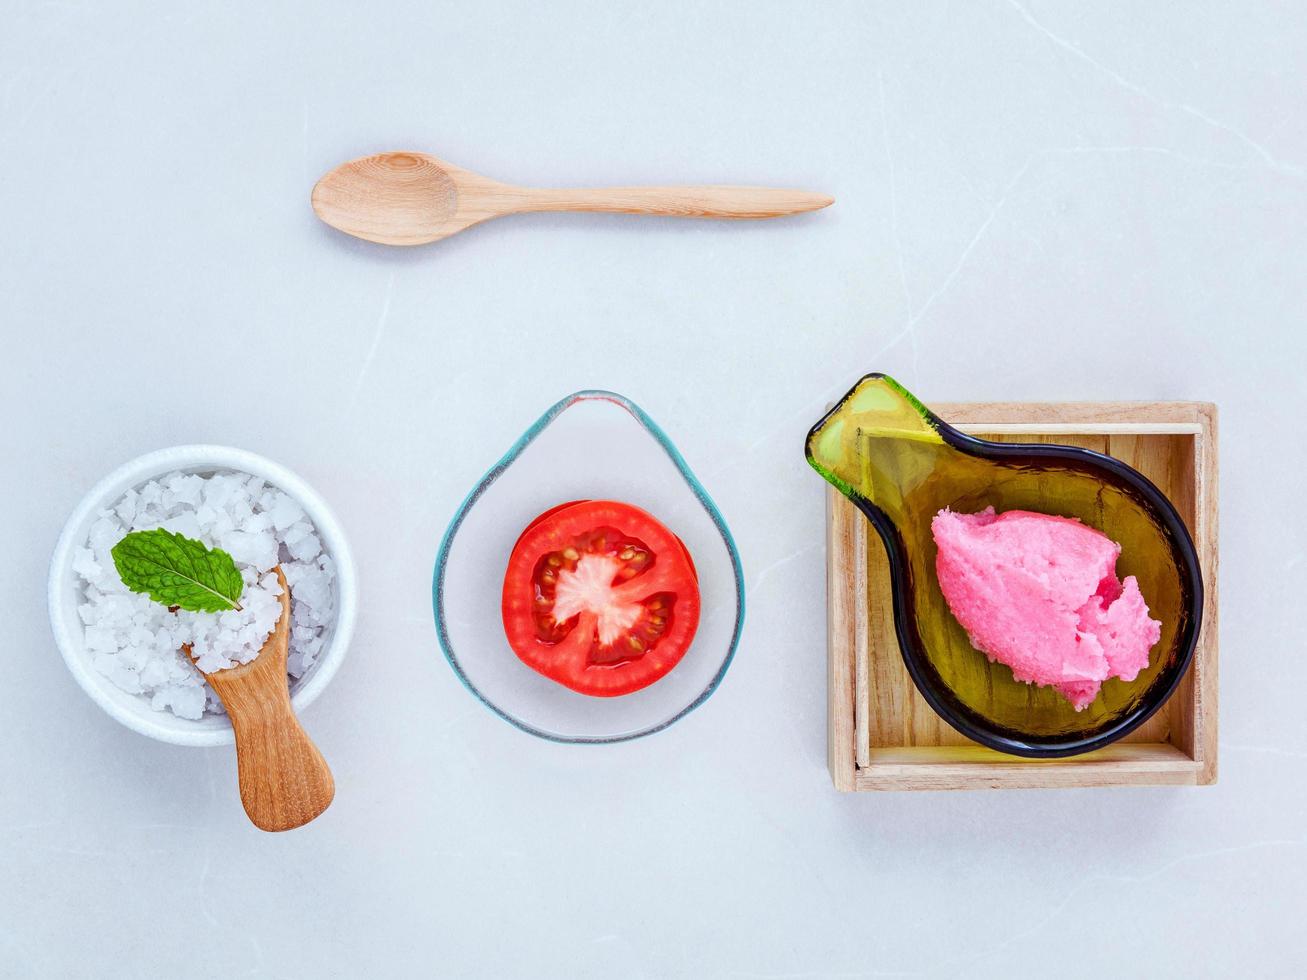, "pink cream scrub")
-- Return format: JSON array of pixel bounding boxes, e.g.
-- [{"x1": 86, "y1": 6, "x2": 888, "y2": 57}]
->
[{"x1": 931, "y1": 507, "x2": 1162, "y2": 711}]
